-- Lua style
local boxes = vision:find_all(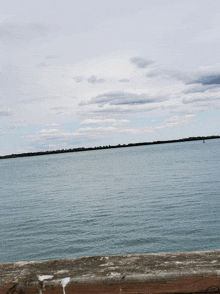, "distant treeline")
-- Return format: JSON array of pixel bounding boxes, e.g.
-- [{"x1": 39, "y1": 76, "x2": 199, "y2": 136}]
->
[{"x1": 1, "y1": 135, "x2": 220, "y2": 160}]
